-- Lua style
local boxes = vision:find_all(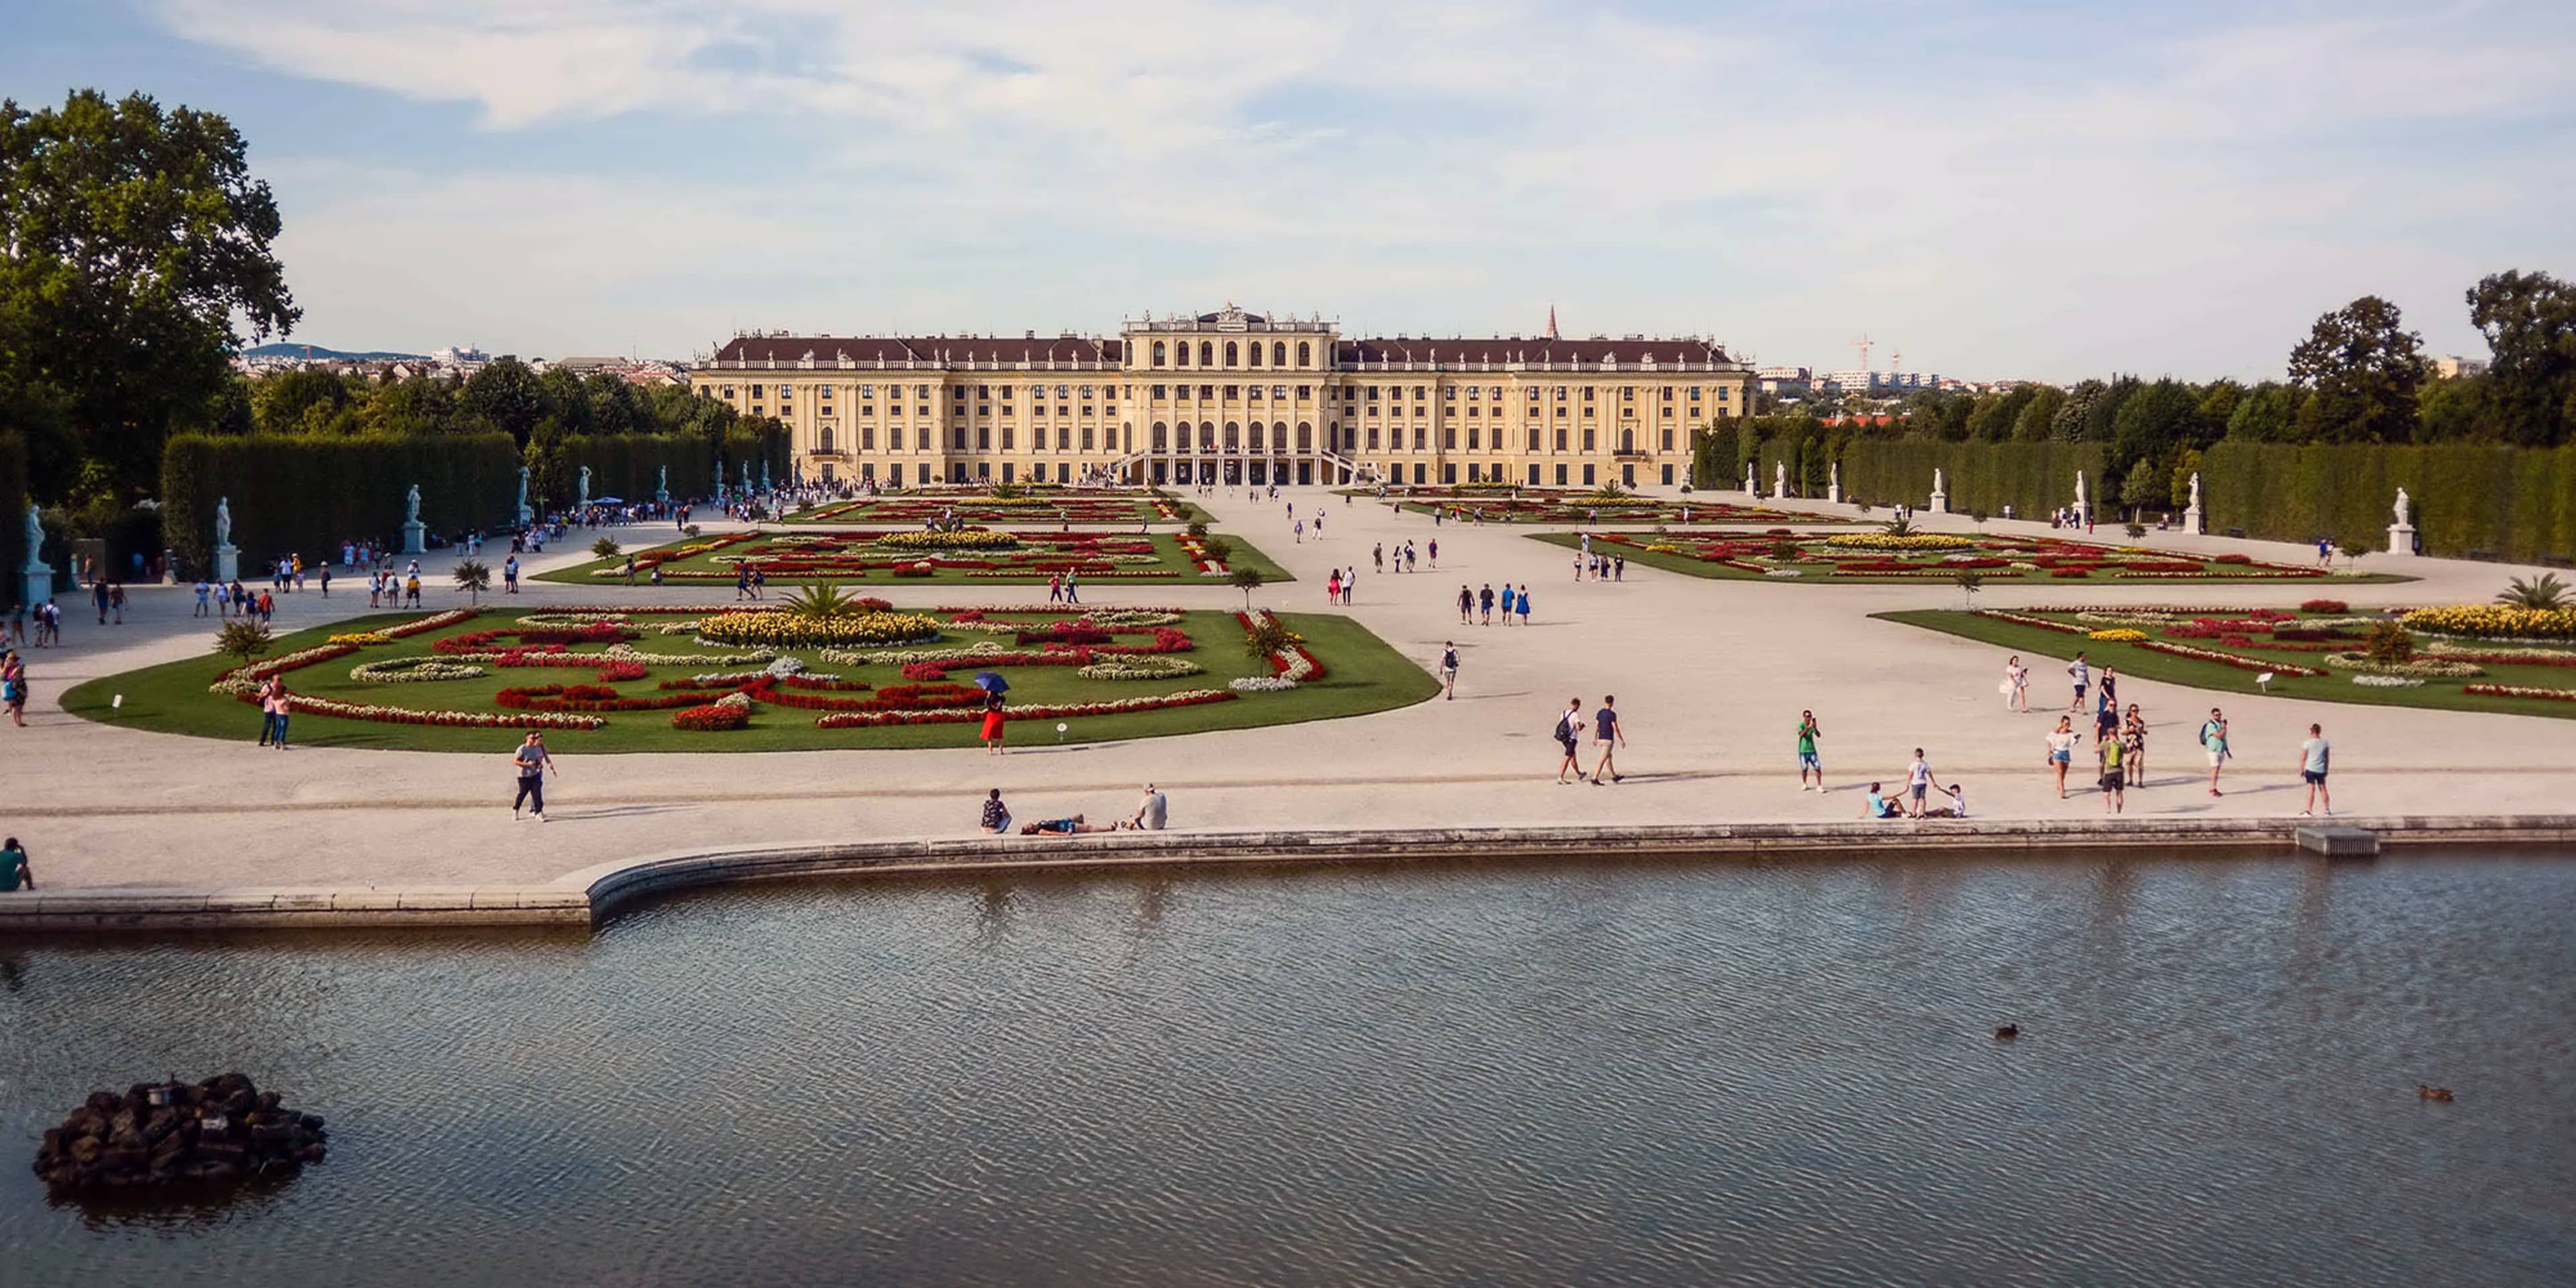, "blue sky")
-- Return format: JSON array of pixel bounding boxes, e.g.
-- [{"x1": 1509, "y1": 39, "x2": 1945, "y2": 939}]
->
[{"x1": 7, "y1": 0, "x2": 2571, "y2": 380}]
